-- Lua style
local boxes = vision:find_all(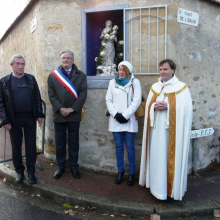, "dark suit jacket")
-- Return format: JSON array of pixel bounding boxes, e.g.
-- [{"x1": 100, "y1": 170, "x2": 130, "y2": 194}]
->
[
  {"x1": 47, "y1": 64, "x2": 87, "y2": 123},
  {"x1": 0, "y1": 73, "x2": 45, "y2": 127}
]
